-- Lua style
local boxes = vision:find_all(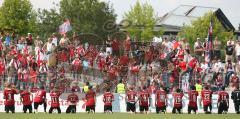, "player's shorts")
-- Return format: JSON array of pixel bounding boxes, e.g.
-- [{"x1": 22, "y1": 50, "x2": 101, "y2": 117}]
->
[
  {"x1": 34, "y1": 102, "x2": 44, "y2": 109},
  {"x1": 203, "y1": 104, "x2": 212, "y2": 112},
  {"x1": 218, "y1": 102, "x2": 228, "y2": 113},
  {"x1": 172, "y1": 106, "x2": 182, "y2": 114},
  {"x1": 139, "y1": 105, "x2": 149, "y2": 112},
  {"x1": 156, "y1": 106, "x2": 166, "y2": 113},
  {"x1": 86, "y1": 105, "x2": 95, "y2": 112},
  {"x1": 104, "y1": 105, "x2": 112, "y2": 112},
  {"x1": 188, "y1": 105, "x2": 198, "y2": 113},
  {"x1": 5, "y1": 105, "x2": 15, "y2": 113},
  {"x1": 126, "y1": 102, "x2": 136, "y2": 112},
  {"x1": 23, "y1": 105, "x2": 33, "y2": 113},
  {"x1": 66, "y1": 105, "x2": 77, "y2": 113}
]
